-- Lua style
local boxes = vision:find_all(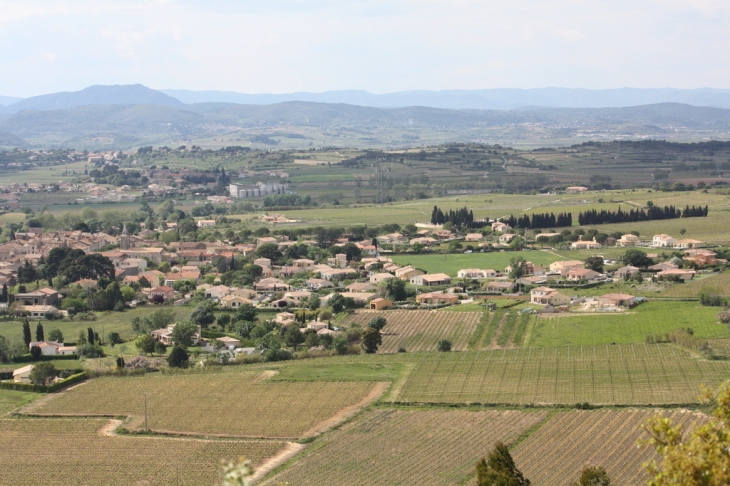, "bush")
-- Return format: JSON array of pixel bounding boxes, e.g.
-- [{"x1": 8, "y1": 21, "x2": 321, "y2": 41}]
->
[
  {"x1": 167, "y1": 346, "x2": 189, "y2": 368},
  {"x1": 30, "y1": 346, "x2": 41, "y2": 360},
  {"x1": 263, "y1": 348, "x2": 292, "y2": 362},
  {"x1": 77, "y1": 344, "x2": 104, "y2": 358},
  {"x1": 437, "y1": 339, "x2": 452, "y2": 352},
  {"x1": 154, "y1": 342, "x2": 167, "y2": 355},
  {"x1": 29, "y1": 362, "x2": 57, "y2": 385},
  {"x1": 47, "y1": 329, "x2": 64, "y2": 342}
]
